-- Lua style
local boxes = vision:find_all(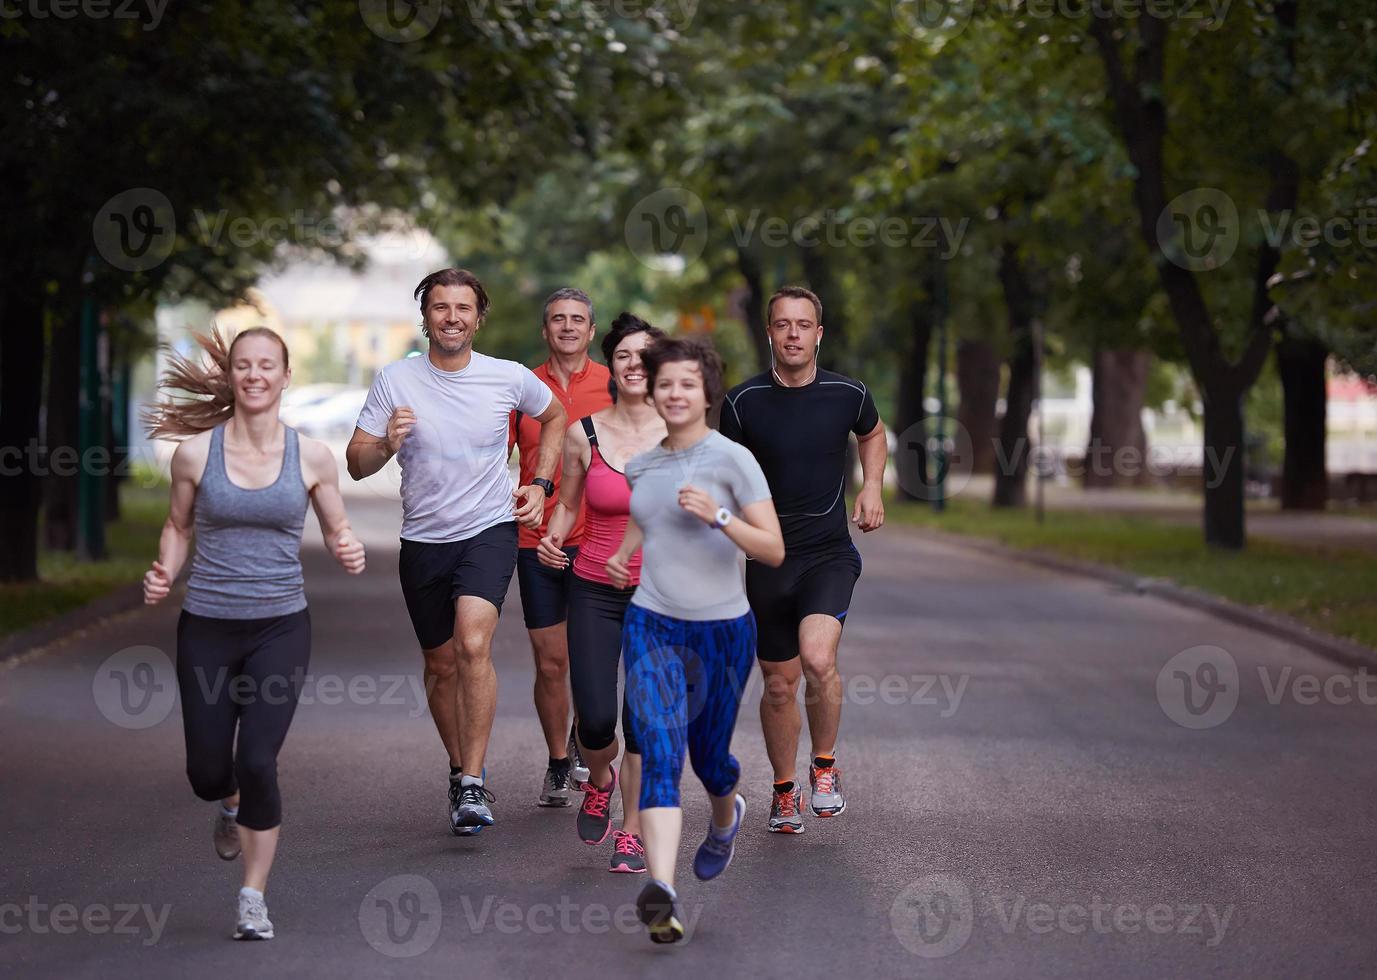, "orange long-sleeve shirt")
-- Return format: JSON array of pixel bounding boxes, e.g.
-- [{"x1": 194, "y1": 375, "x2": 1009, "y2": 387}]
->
[{"x1": 508, "y1": 358, "x2": 613, "y2": 549}]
